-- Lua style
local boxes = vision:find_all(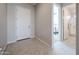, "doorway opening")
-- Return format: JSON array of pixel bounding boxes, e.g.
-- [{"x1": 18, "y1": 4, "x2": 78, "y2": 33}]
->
[
  {"x1": 52, "y1": 3, "x2": 76, "y2": 55},
  {"x1": 53, "y1": 4, "x2": 61, "y2": 43}
]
